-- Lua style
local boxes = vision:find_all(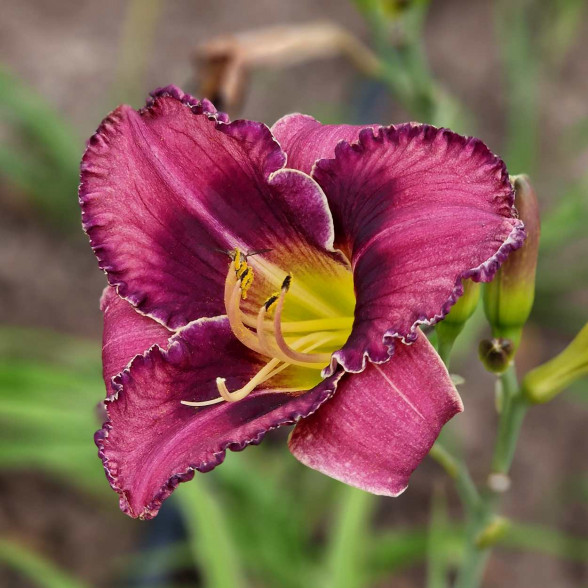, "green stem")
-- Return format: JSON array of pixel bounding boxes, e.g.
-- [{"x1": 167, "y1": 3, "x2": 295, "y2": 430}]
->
[
  {"x1": 0, "y1": 539, "x2": 89, "y2": 588},
  {"x1": 427, "y1": 486, "x2": 450, "y2": 588},
  {"x1": 429, "y1": 443, "x2": 480, "y2": 515},
  {"x1": 492, "y1": 368, "x2": 527, "y2": 475},
  {"x1": 454, "y1": 364, "x2": 528, "y2": 588}
]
